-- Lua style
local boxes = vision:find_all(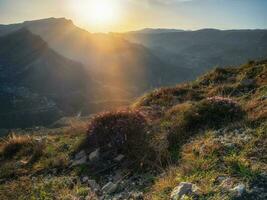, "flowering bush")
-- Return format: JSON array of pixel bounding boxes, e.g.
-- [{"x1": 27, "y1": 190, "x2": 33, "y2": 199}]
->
[{"x1": 82, "y1": 109, "x2": 149, "y2": 158}]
